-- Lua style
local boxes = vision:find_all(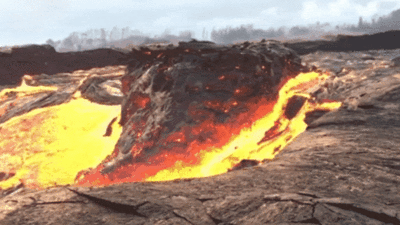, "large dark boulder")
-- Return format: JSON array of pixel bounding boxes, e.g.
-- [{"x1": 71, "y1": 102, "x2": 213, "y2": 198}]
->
[{"x1": 101, "y1": 39, "x2": 304, "y2": 173}]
